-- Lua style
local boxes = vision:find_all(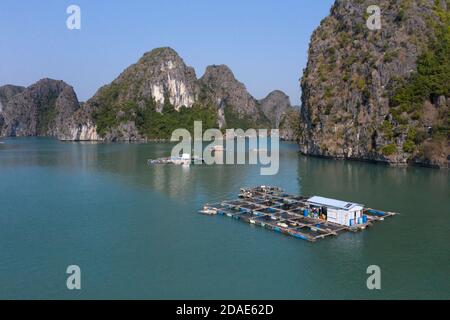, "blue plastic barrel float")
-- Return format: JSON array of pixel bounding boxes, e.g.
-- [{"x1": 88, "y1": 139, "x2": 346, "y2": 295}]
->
[
  {"x1": 288, "y1": 231, "x2": 308, "y2": 240},
  {"x1": 368, "y1": 209, "x2": 386, "y2": 216},
  {"x1": 363, "y1": 215, "x2": 368, "y2": 223},
  {"x1": 303, "y1": 209, "x2": 308, "y2": 217}
]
